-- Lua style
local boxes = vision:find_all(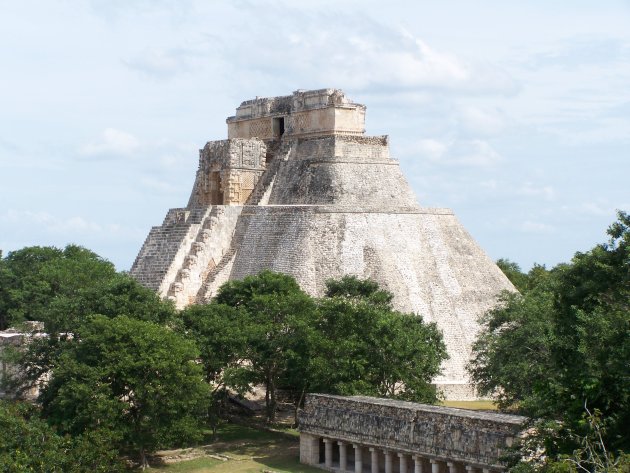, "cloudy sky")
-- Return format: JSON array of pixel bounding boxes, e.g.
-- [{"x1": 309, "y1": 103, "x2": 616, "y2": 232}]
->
[{"x1": 1, "y1": 0, "x2": 628, "y2": 271}]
